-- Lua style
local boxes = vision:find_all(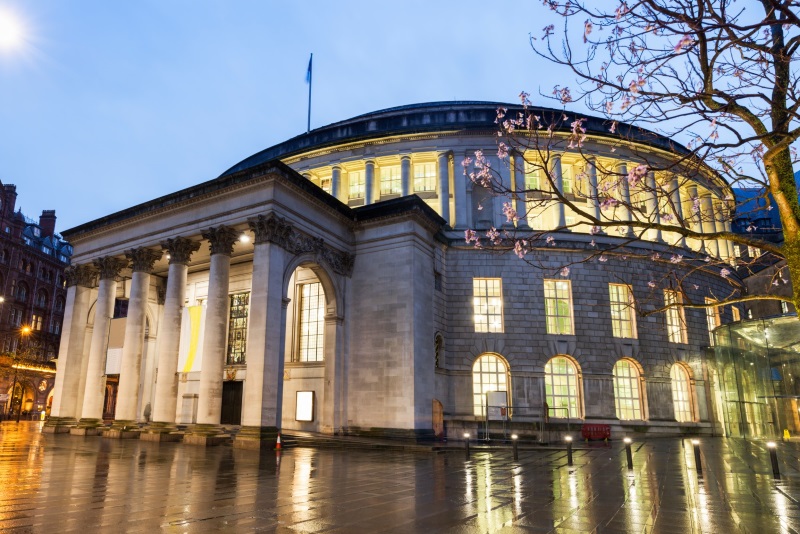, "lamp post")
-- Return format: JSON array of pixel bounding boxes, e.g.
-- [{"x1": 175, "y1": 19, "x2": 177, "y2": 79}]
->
[{"x1": 10, "y1": 325, "x2": 30, "y2": 423}]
